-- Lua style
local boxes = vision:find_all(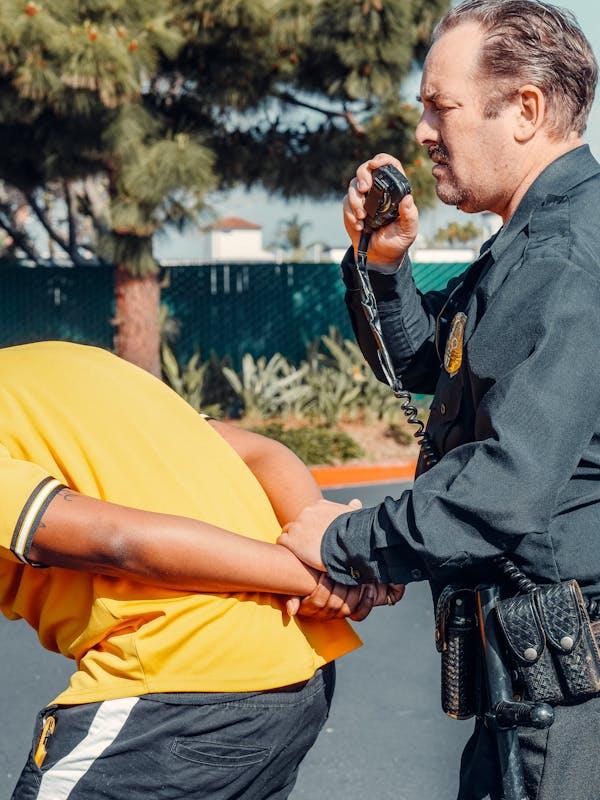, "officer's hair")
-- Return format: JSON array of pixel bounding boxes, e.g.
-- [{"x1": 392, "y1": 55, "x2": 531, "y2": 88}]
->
[{"x1": 433, "y1": 0, "x2": 598, "y2": 139}]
